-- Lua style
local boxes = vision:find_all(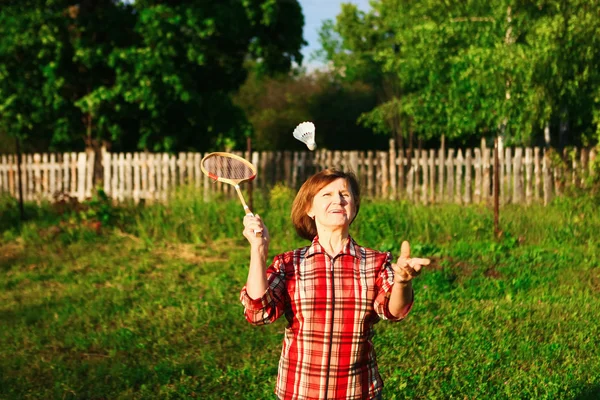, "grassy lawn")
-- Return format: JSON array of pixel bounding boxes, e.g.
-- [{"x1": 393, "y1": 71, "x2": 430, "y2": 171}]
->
[{"x1": 1, "y1": 189, "x2": 599, "y2": 399}]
